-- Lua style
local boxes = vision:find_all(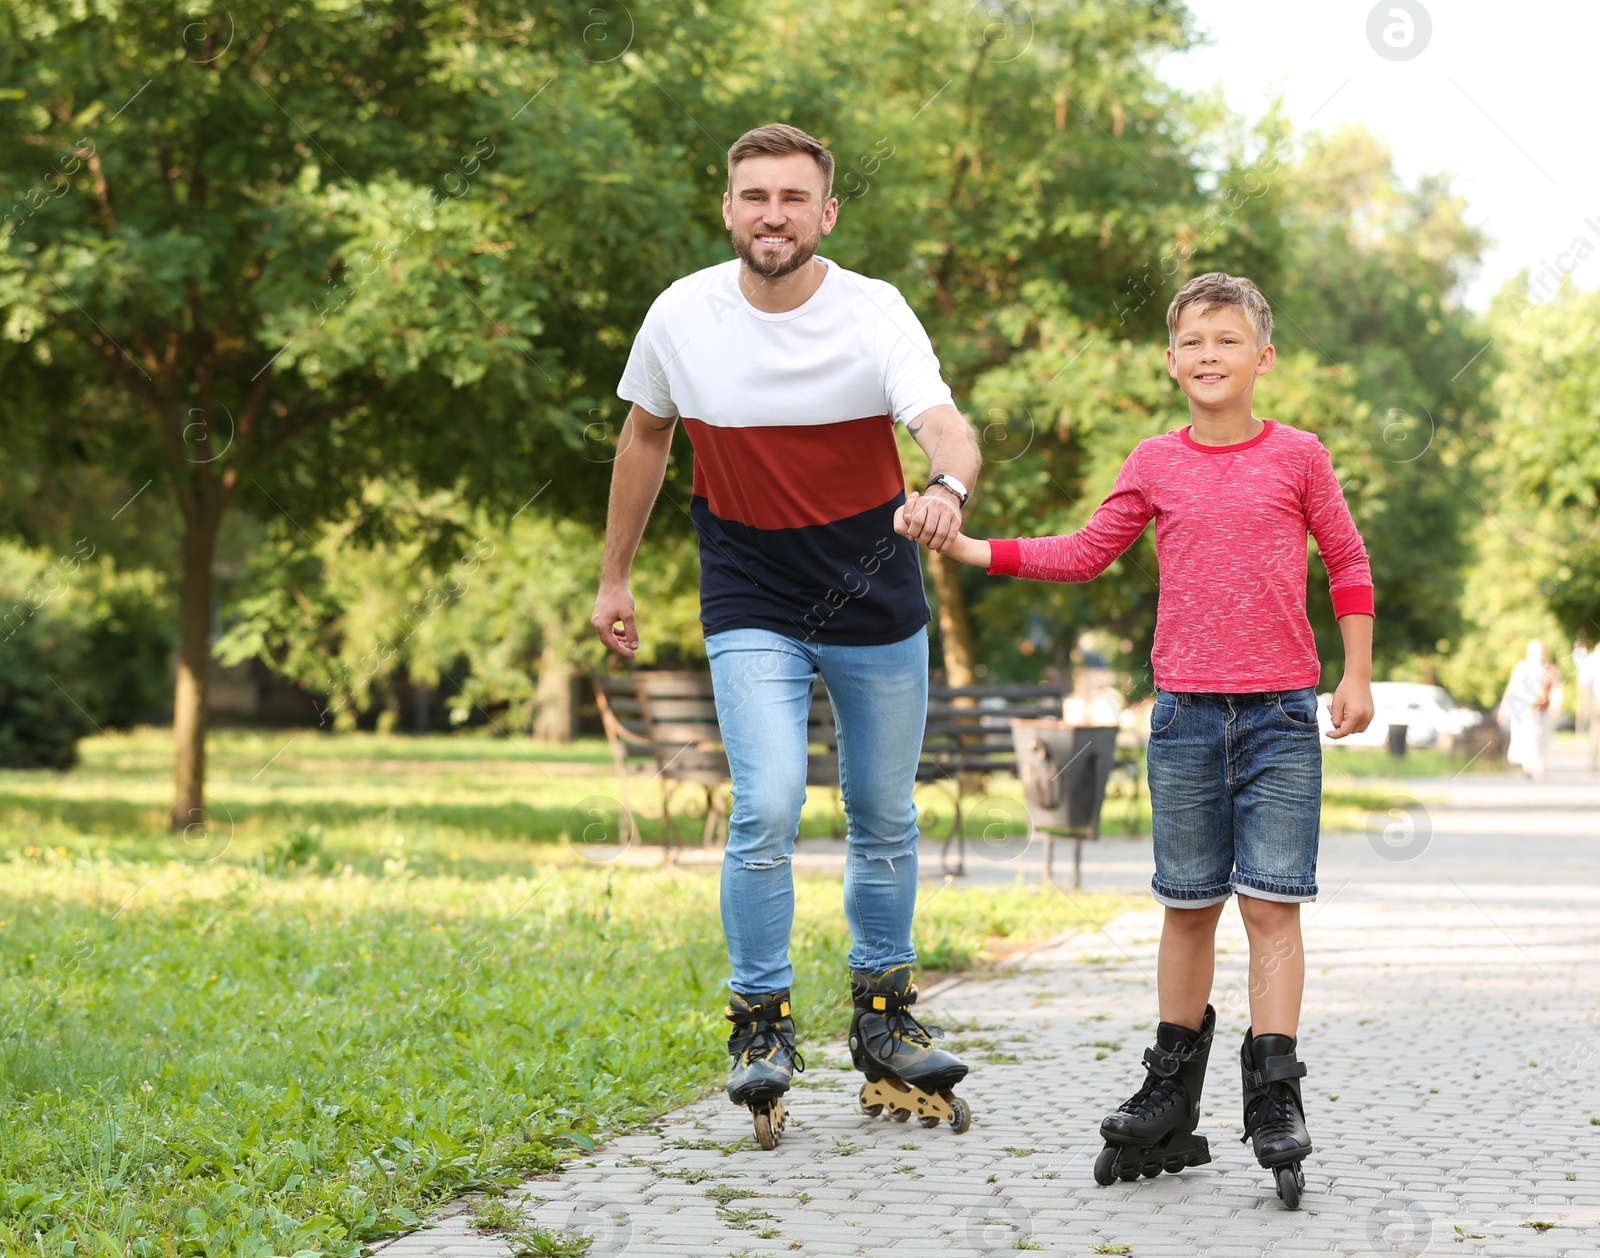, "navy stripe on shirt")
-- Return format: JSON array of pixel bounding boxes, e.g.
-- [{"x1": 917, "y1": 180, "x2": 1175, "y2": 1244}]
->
[{"x1": 692, "y1": 494, "x2": 931, "y2": 646}]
